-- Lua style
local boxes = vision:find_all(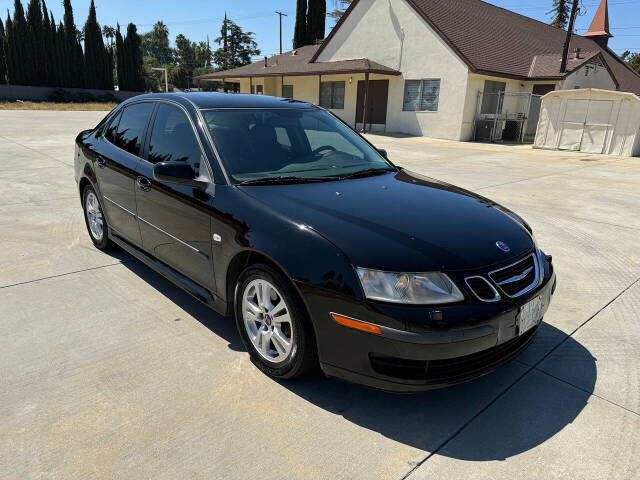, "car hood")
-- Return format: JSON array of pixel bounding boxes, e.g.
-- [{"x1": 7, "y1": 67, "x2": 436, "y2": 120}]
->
[{"x1": 238, "y1": 169, "x2": 534, "y2": 272}]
